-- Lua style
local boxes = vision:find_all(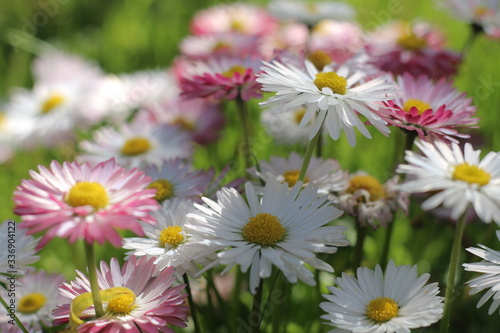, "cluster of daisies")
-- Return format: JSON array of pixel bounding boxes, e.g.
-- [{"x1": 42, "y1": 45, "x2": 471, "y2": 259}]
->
[{"x1": 2, "y1": 0, "x2": 500, "y2": 332}]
